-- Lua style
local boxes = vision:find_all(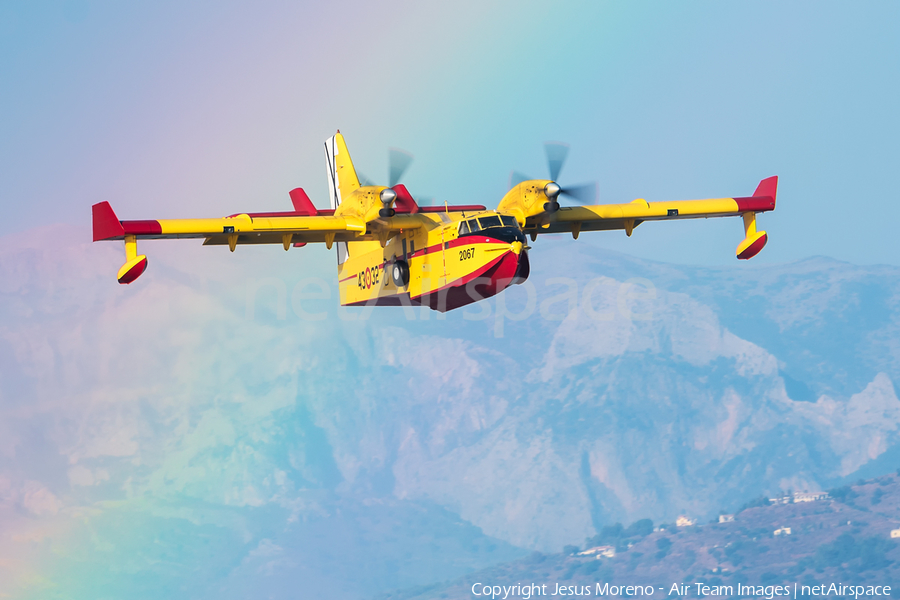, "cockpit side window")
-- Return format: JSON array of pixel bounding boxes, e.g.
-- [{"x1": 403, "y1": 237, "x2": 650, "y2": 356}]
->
[
  {"x1": 468, "y1": 219, "x2": 481, "y2": 232},
  {"x1": 458, "y1": 220, "x2": 470, "y2": 235},
  {"x1": 499, "y1": 215, "x2": 518, "y2": 228},
  {"x1": 478, "y1": 215, "x2": 502, "y2": 229}
]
